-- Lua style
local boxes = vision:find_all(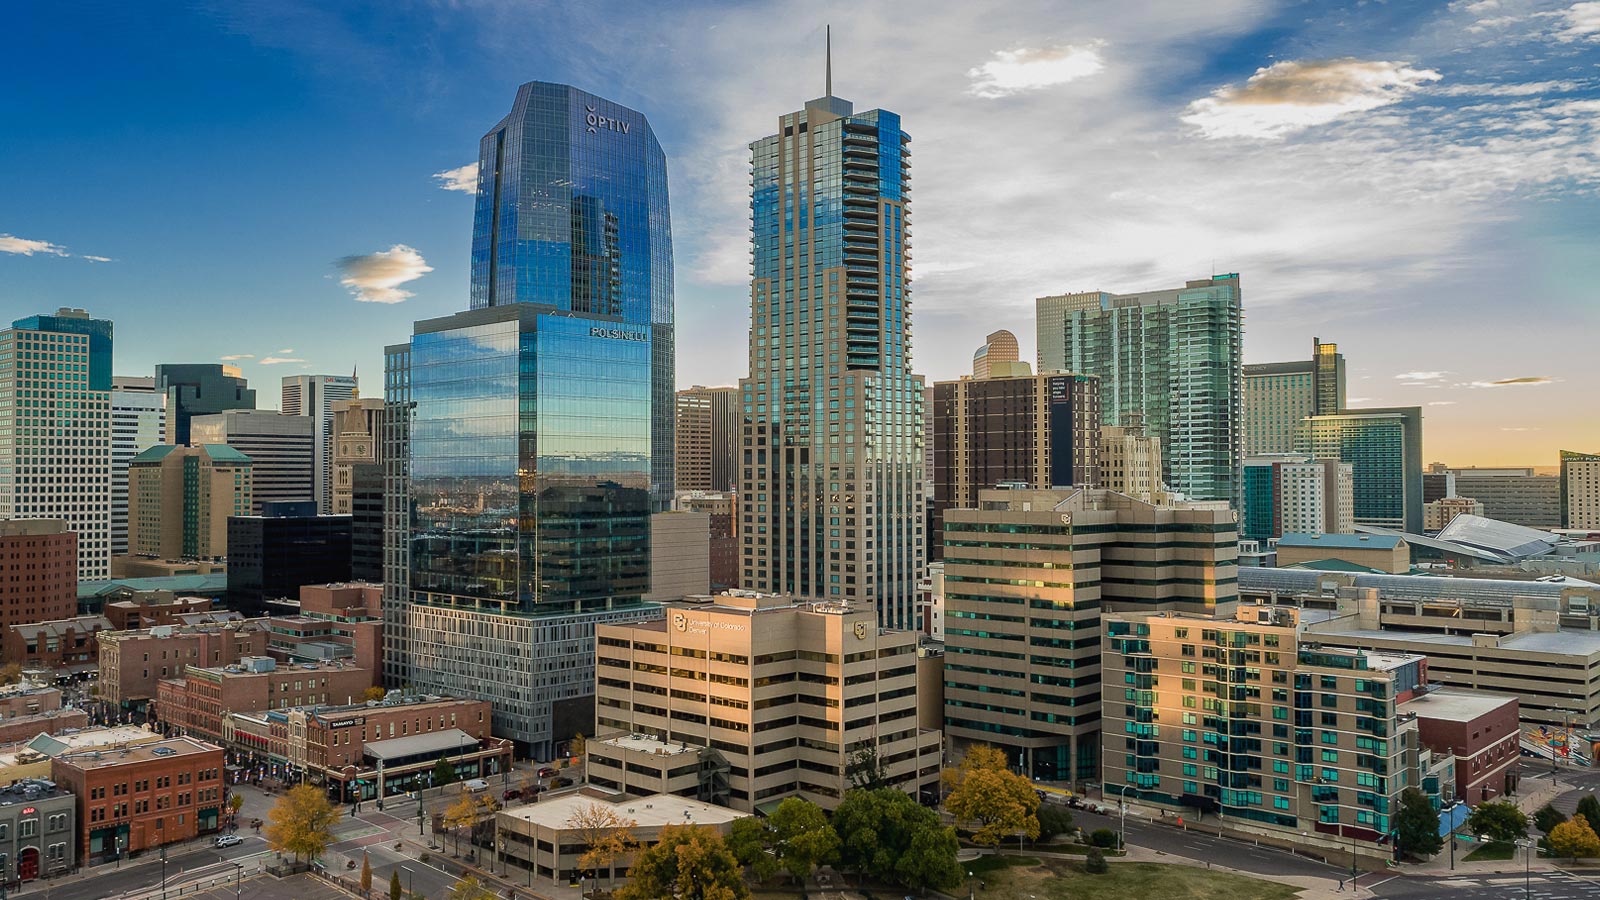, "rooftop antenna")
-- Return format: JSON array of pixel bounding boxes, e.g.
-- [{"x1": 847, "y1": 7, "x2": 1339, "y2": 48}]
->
[{"x1": 825, "y1": 25, "x2": 833, "y2": 97}]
